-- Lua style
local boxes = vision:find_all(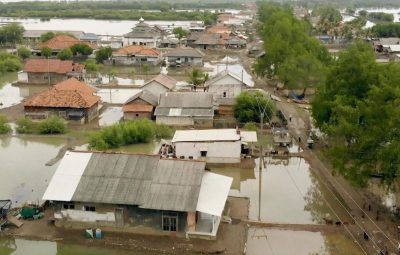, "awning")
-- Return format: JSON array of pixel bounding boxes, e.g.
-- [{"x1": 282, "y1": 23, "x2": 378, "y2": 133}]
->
[{"x1": 196, "y1": 172, "x2": 233, "y2": 217}]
